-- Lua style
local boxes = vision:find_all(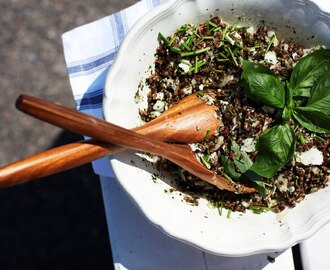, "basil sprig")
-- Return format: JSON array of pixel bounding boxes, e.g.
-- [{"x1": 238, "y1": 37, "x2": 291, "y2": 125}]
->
[
  {"x1": 242, "y1": 61, "x2": 285, "y2": 108},
  {"x1": 290, "y1": 49, "x2": 330, "y2": 97},
  {"x1": 249, "y1": 124, "x2": 296, "y2": 178},
  {"x1": 241, "y1": 49, "x2": 330, "y2": 181}
]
